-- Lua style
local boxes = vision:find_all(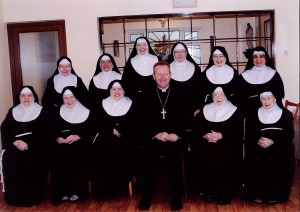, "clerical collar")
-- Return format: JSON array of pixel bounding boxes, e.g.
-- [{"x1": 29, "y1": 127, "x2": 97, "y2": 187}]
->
[{"x1": 157, "y1": 85, "x2": 170, "y2": 92}]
